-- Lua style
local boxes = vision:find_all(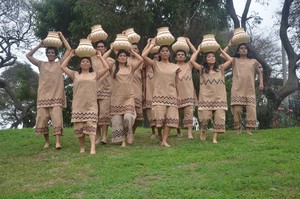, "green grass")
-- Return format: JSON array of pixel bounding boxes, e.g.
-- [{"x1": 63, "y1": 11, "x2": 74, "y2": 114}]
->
[{"x1": 0, "y1": 127, "x2": 299, "y2": 198}]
